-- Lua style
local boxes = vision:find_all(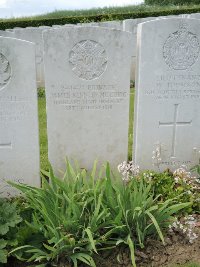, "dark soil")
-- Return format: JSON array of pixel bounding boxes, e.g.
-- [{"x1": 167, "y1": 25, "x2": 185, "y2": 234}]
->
[
  {"x1": 91, "y1": 215, "x2": 200, "y2": 267},
  {"x1": 6, "y1": 216, "x2": 200, "y2": 267},
  {"x1": 91, "y1": 231, "x2": 200, "y2": 267}
]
